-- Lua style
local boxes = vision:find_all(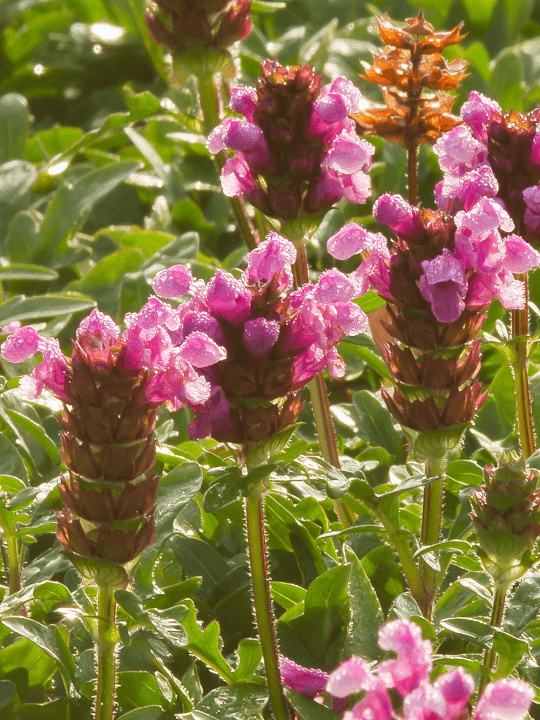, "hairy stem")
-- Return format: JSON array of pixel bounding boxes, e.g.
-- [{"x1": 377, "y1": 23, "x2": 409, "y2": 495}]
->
[
  {"x1": 512, "y1": 273, "x2": 536, "y2": 458},
  {"x1": 479, "y1": 581, "x2": 509, "y2": 695},
  {"x1": 245, "y1": 486, "x2": 292, "y2": 720},
  {"x1": 372, "y1": 505, "x2": 424, "y2": 604},
  {"x1": 0, "y1": 516, "x2": 21, "y2": 596},
  {"x1": 419, "y1": 456, "x2": 446, "y2": 620},
  {"x1": 292, "y1": 240, "x2": 355, "y2": 528},
  {"x1": 94, "y1": 585, "x2": 117, "y2": 720}
]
